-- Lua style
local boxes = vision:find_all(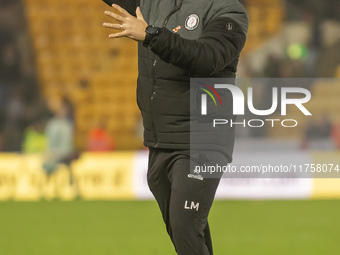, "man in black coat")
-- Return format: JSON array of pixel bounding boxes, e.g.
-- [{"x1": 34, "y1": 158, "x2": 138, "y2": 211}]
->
[{"x1": 102, "y1": 0, "x2": 248, "y2": 254}]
